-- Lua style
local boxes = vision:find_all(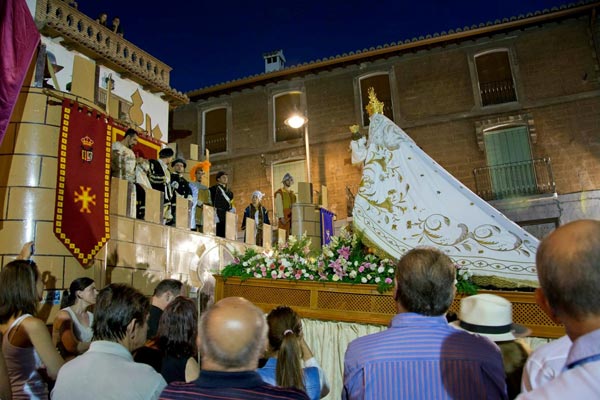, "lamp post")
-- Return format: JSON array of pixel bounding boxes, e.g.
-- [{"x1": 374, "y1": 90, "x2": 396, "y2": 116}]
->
[{"x1": 284, "y1": 114, "x2": 311, "y2": 183}]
